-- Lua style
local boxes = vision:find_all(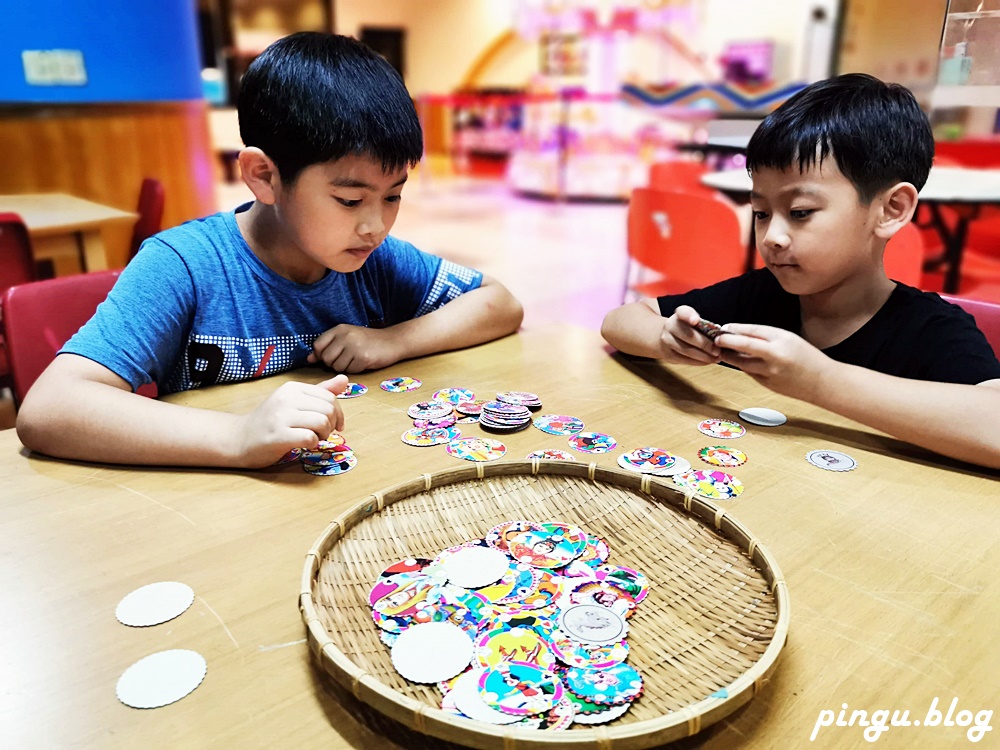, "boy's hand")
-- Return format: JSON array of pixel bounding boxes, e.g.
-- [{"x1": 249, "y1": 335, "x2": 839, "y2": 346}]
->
[
  {"x1": 236, "y1": 375, "x2": 348, "y2": 468},
  {"x1": 308, "y1": 325, "x2": 404, "y2": 373},
  {"x1": 661, "y1": 305, "x2": 723, "y2": 365},
  {"x1": 715, "y1": 324, "x2": 834, "y2": 401}
]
